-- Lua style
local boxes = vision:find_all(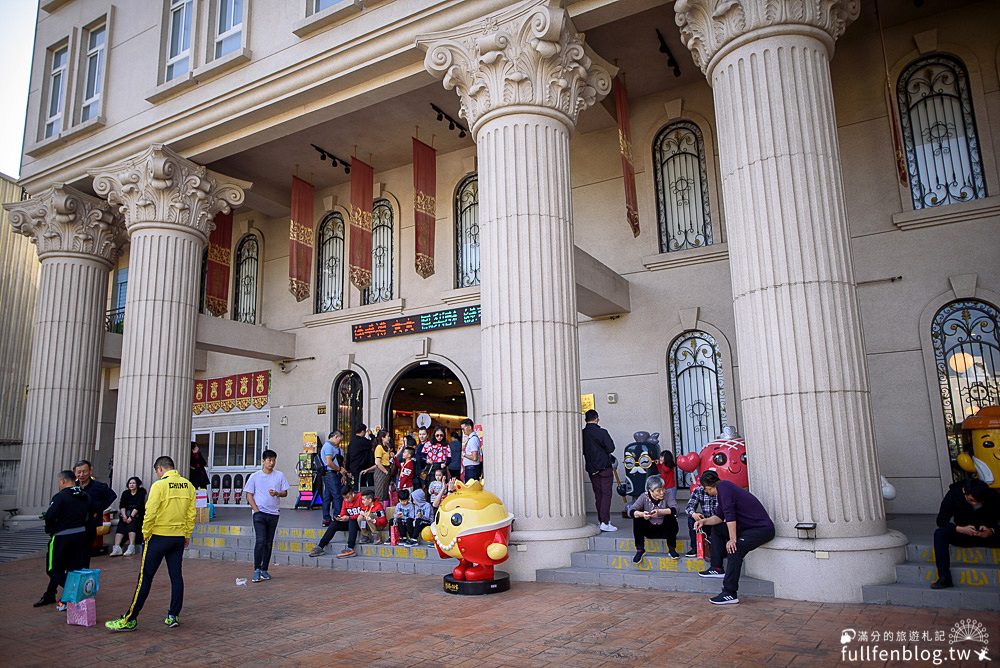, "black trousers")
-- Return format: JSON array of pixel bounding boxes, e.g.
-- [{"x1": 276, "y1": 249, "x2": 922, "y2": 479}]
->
[
  {"x1": 318, "y1": 518, "x2": 358, "y2": 549},
  {"x1": 124, "y1": 535, "x2": 185, "y2": 621},
  {"x1": 589, "y1": 468, "x2": 614, "y2": 525},
  {"x1": 934, "y1": 523, "x2": 1000, "y2": 580},
  {"x1": 394, "y1": 517, "x2": 431, "y2": 540},
  {"x1": 44, "y1": 532, "x2": 89, "y2": 599},
  {"x1": 253, "y1": 511, "x2": 280, "y2": 570},
  {"x1": 632, "y1": 515, "x2": 678, "y2": 551},
  {"x1": 708, "y1": 523, "x2": 775, "y2": 596}
]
